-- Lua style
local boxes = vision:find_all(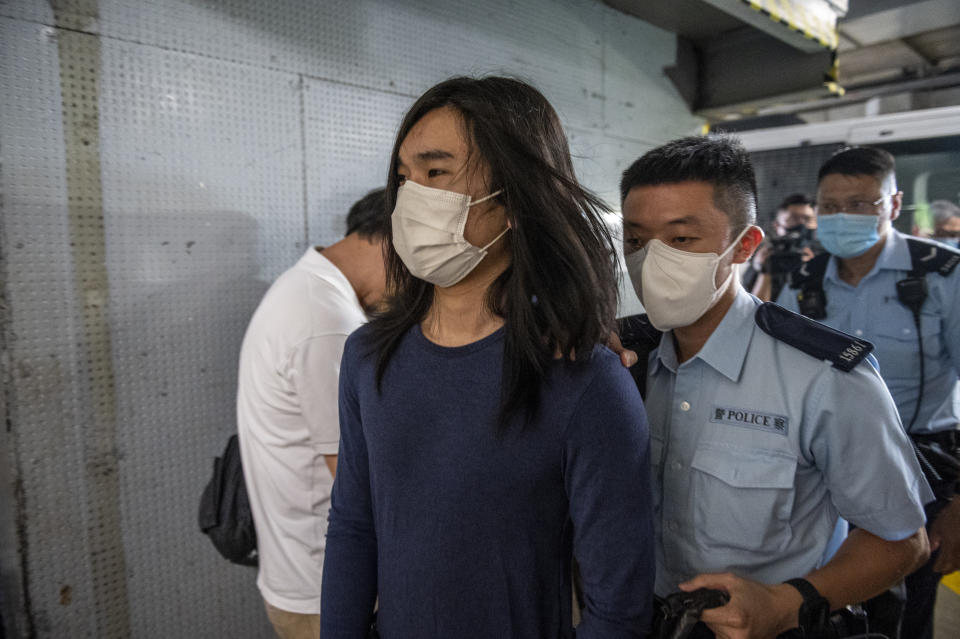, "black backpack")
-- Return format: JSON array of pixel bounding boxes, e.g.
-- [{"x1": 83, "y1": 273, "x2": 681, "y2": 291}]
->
[{"x1": 198, "y1": 434, "x2": 258, "y2": 566}]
